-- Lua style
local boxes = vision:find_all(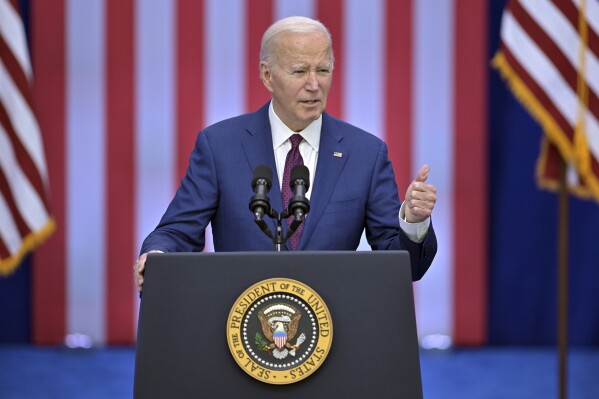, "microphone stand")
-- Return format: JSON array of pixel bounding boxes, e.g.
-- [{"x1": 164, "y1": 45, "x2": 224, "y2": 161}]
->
[
  {"x1": 273, "y1": 211, "x2": 285, "y2": 252},
  {"x1": 253, "y1": 208, "x2": 304, "y2": 251}
]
